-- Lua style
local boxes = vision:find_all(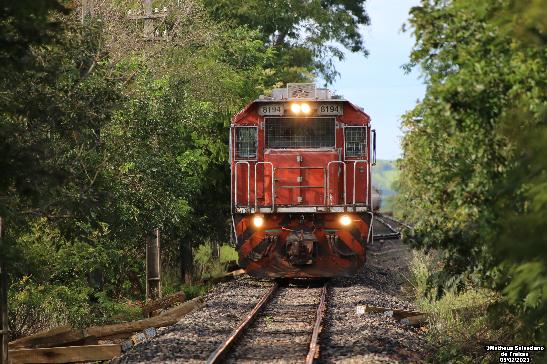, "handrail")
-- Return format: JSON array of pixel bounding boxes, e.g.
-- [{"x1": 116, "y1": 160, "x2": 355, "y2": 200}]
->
[
  {"x1": 234, "y1": 160, "x2": 371, "y2": 210},
  {"x1": 254, "y1": 162, "x2": 274, "y2": 211},
  {"x1": 368, "y1": 161, "x2": 371, "y2": 207},
  {"x1": 229, "y1": 127, "x2": 234, "y2": 213},
  {"x1": 275, "y1": 166, "x2": 323, "y2": 170},
  {"x1": 326, "y1": 161, "x2": 346, "y2": 206},
  {"x1": 234, "y1": 161, "x2": 250, "y2": 208},
  {"x1": 352, "y1": 160, "x2": 368, "y2": 205},
  {"x1": 323, "y1": 167, "x2": 327, "y2": 207}
]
